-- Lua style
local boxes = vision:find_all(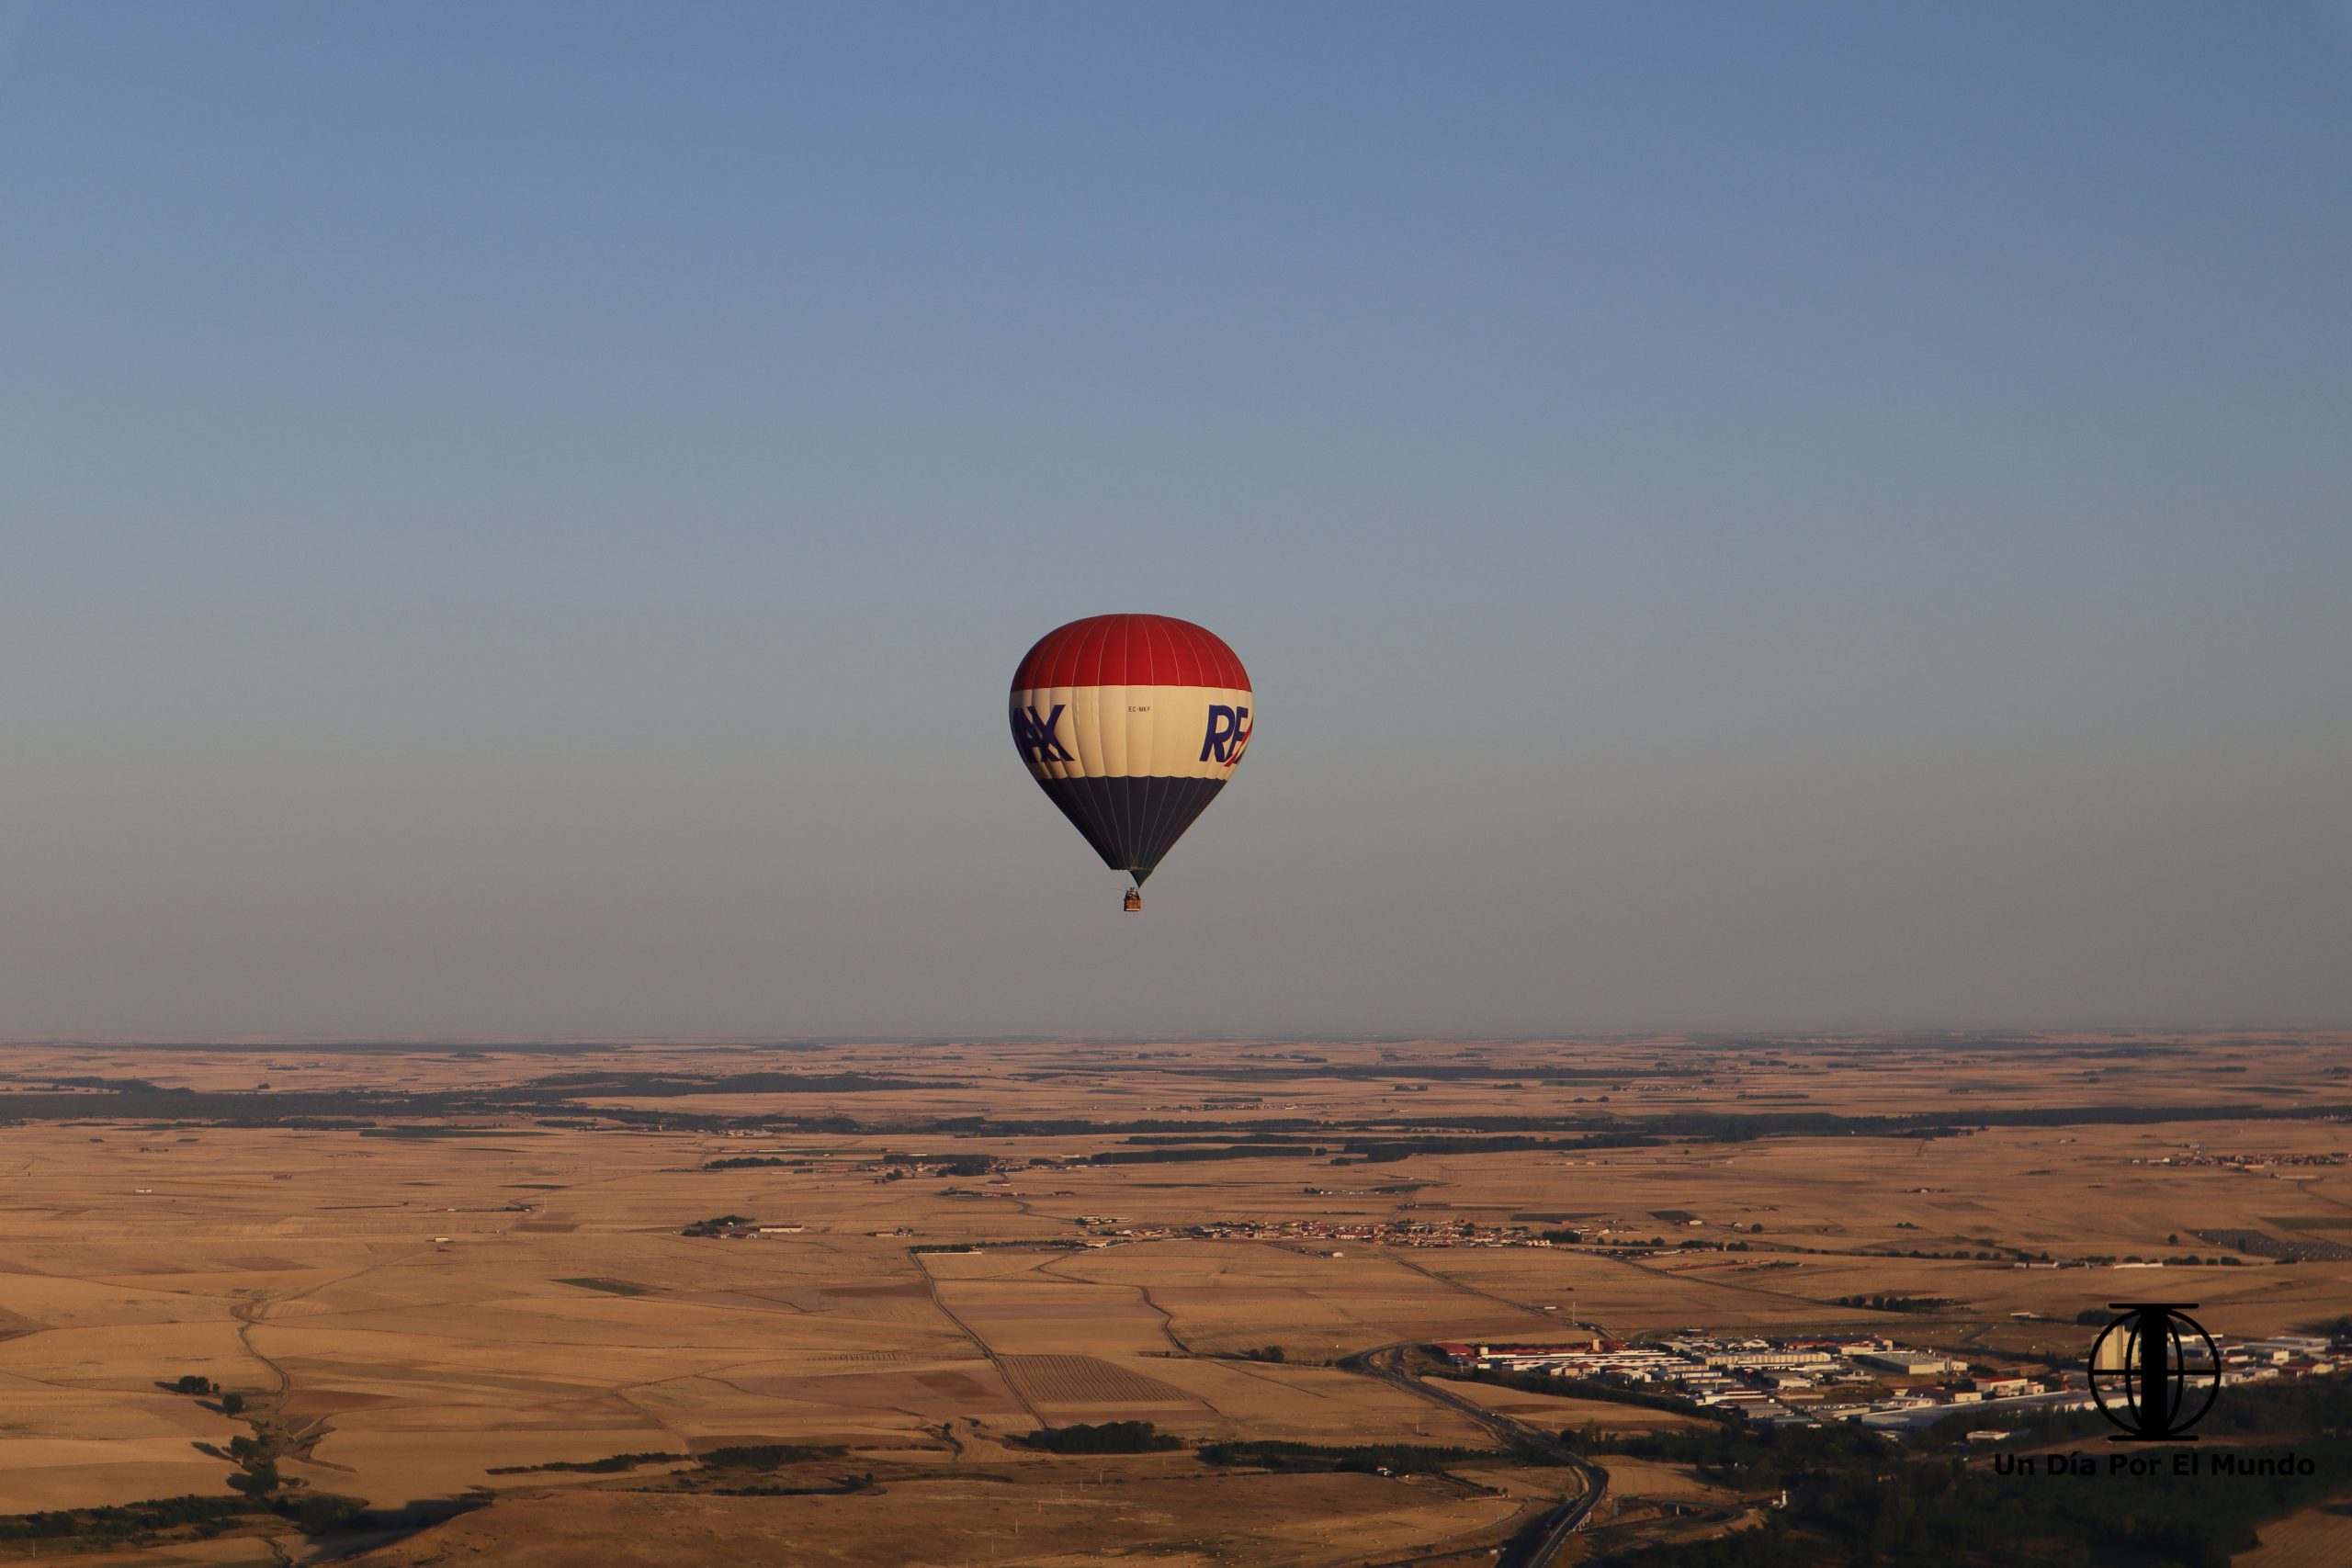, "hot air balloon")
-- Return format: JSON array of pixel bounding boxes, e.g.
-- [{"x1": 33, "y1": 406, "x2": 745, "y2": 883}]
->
[{"x1": 1008, "y1": 614, "x2": 1253, "y2": 910}]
